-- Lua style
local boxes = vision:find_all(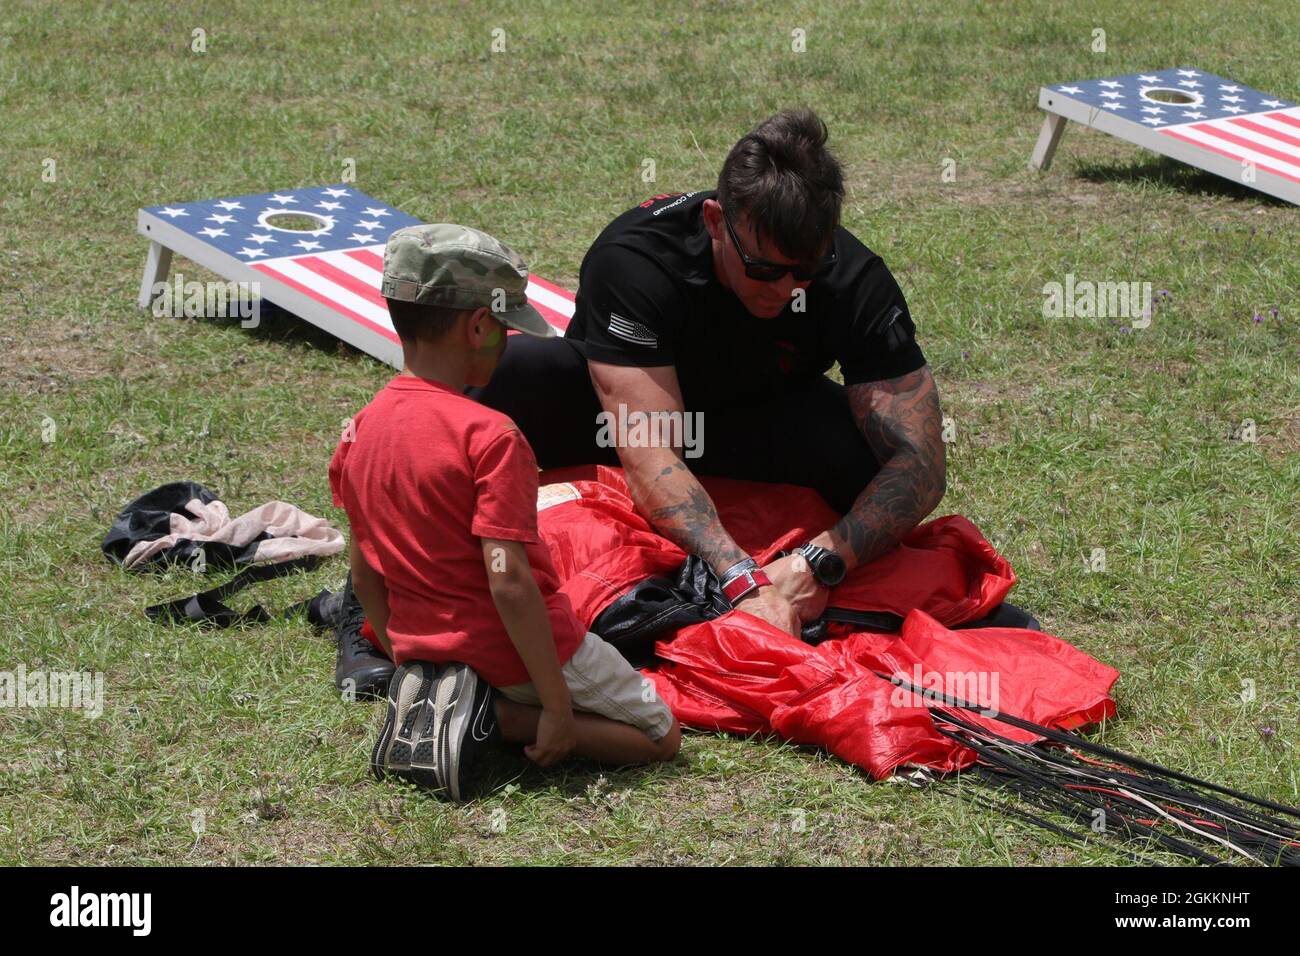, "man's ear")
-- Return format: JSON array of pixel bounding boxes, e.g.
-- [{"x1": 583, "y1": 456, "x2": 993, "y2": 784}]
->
[{"x1": 701, "y1": 198, "x2": 723, "y2": 240}]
